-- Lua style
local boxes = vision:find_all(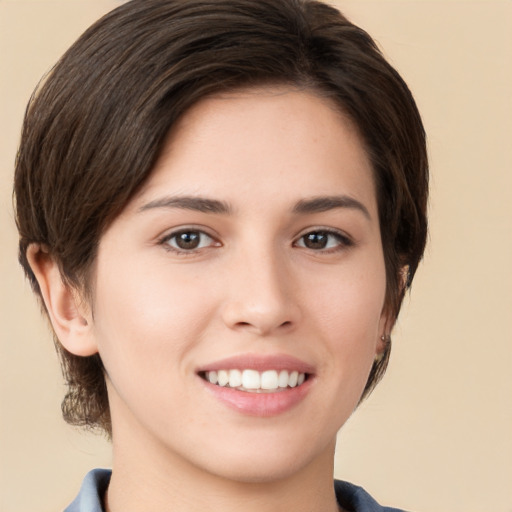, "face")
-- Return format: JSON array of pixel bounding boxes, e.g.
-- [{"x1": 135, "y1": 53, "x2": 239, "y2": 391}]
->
[{"x1": 89, "y1": 88, "x2": 387, "y2": 483}]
